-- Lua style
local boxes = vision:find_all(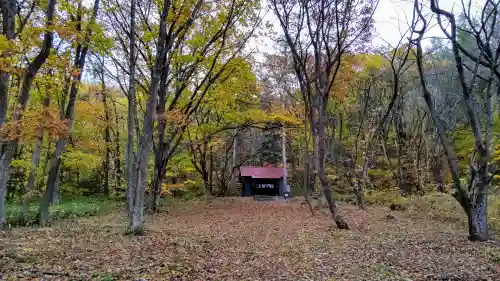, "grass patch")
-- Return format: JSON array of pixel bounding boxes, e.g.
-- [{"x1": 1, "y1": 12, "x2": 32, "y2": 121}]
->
[
  {"x1": 364, "y1": 190, "x2": 410, "y2": 210},
  {"x1": 4, "y1": 197, "x2": 121, "y2": 227},
  {"x1": 362, "y1": 190, "x2": 500, "y2": 234}
]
